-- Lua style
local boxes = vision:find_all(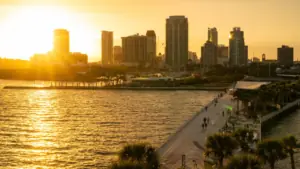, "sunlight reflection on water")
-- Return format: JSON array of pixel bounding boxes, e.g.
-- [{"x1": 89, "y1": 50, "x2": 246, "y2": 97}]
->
[{"x1": 0, "y1": 83, "x2": 217, "y2": 168}]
